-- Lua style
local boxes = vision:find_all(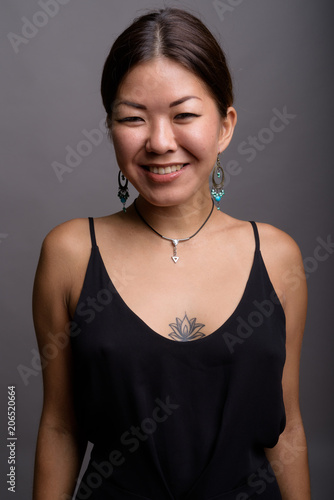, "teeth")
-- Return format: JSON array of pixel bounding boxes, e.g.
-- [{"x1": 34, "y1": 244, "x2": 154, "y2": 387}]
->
[{"x1": 148, "y1": 164, "x2": 184, "y2": 175}]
